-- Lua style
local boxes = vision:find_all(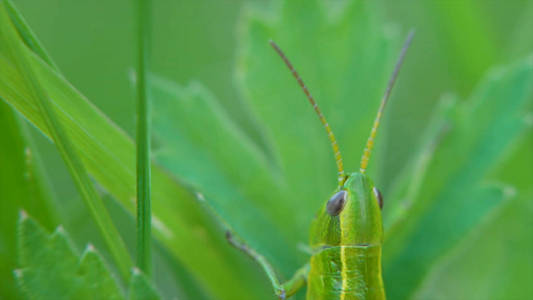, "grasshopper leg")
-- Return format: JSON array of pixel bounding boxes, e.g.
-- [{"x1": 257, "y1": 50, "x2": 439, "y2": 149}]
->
[
  {"x1": 193, "y1": 192, "x2": 308, "y2": 298},
  {"x1": 226, "y1": 231, "x2": 309, "y2": 299}
]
